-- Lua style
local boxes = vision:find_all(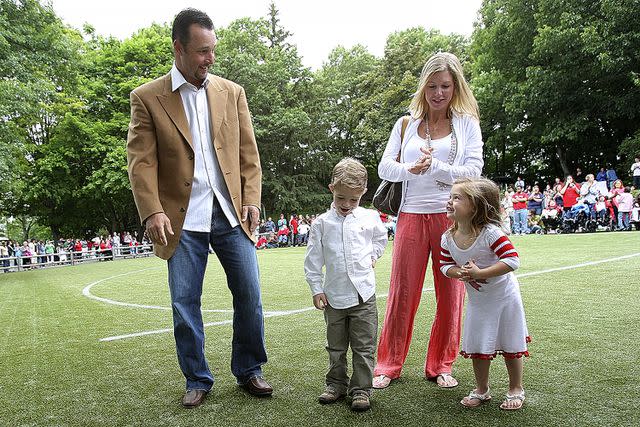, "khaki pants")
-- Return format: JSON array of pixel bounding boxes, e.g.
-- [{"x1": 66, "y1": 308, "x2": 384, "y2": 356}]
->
[{"x1": 324, "y1": 295, "x2": 377, "y2": 395}]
